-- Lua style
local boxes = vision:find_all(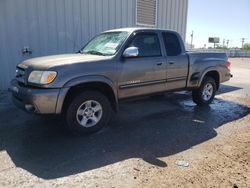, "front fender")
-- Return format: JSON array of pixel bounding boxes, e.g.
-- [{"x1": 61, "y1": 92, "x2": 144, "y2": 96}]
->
[
  {"x1": 64, "y1": 75, "x2": 117, "y2": 96},
  {"x1": 64, "y1": 75, "x2": 113, "y2": 86},
  {"x1": 57, "y1": 75, "x2": 118, "y2": 112}
]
